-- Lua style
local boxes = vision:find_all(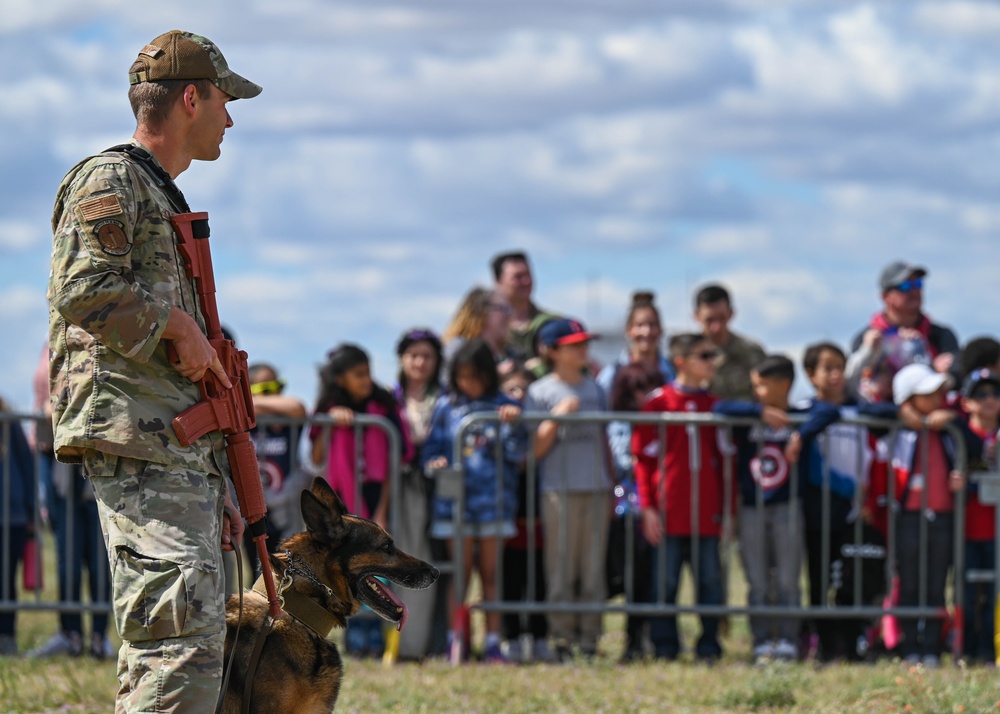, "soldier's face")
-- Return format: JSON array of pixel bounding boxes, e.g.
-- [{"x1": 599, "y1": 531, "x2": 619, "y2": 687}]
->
[{"x1": 191, "y1": 84, "x2": 234, "y2": 161}]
